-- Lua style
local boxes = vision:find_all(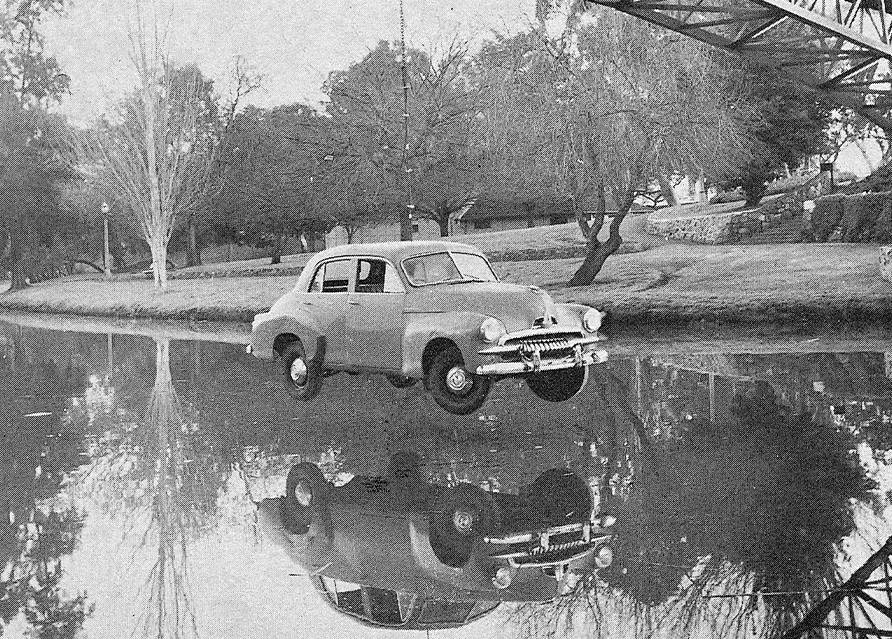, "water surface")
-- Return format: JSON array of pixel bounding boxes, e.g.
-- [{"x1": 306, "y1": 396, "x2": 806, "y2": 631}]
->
[{"x1": 1, "y1": 315, "x2": 891, "y2": 638}]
